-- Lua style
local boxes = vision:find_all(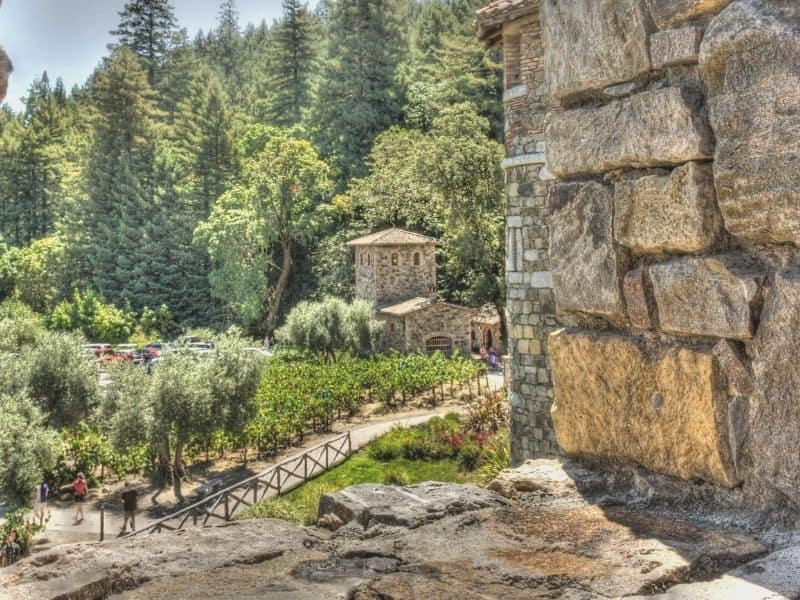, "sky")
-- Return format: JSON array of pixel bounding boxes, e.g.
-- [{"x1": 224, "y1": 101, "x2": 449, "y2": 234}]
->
[{"x1": 0, "y1": 0, "x2": 301, "y2": 112}]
